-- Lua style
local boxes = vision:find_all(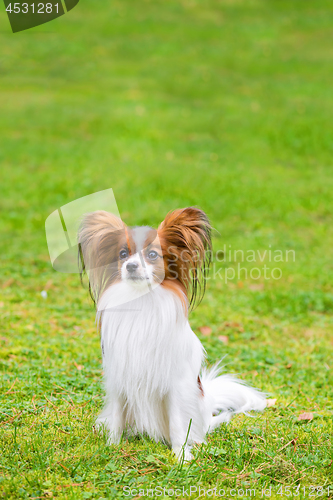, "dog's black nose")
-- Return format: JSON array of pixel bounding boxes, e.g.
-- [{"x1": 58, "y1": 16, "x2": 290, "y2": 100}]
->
[{"x1": 126, "y1": 262, "x2": 139, "y2": 273}]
